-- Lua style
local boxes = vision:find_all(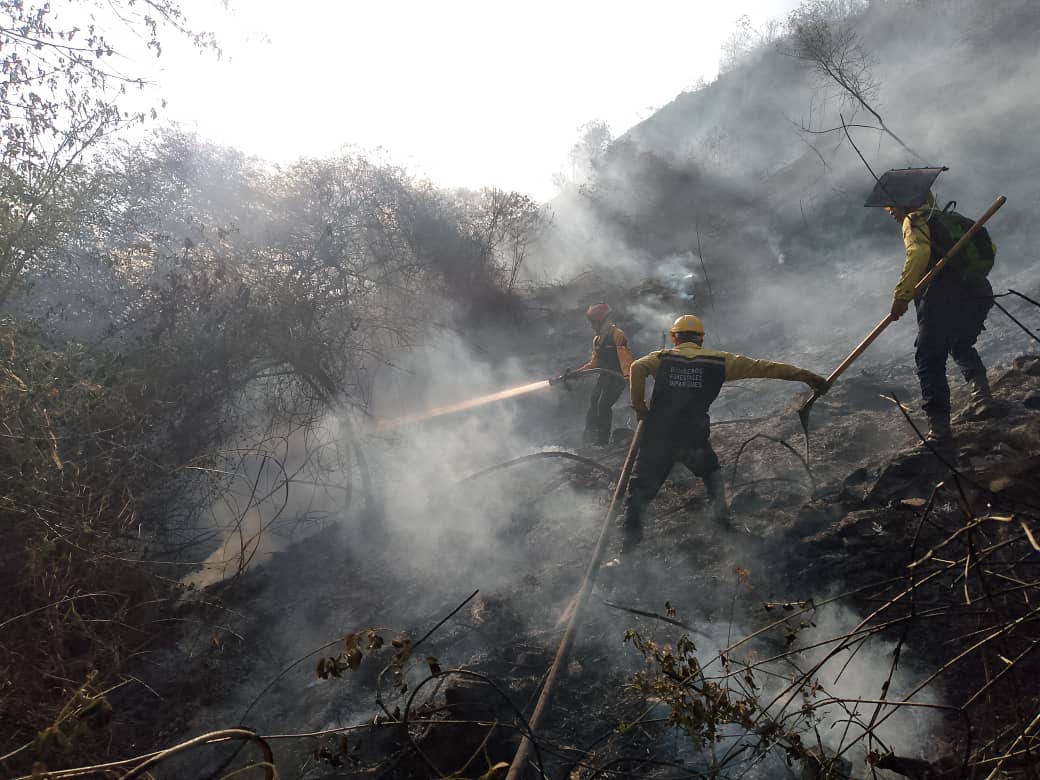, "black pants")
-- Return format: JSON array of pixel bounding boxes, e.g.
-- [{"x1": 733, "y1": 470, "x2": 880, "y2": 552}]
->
[
  {"x1": 915, "y1": 277, "x2": 992, "y2": 418},
  {"x1": 622, "y1": 425, "x2": 720, "y2": 534},
  {"x1": 584, "y1": 374, "x2": 625, "y2": 445}
]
